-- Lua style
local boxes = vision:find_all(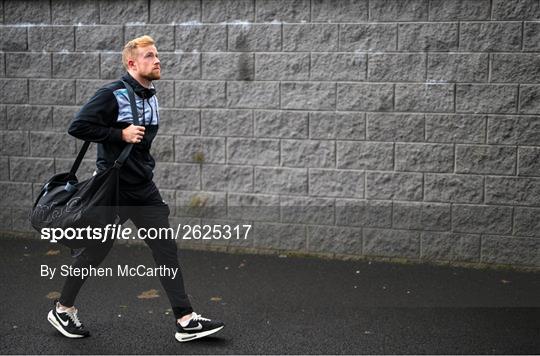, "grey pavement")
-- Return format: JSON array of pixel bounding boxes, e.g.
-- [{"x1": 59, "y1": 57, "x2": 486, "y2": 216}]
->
[{"x1": 0, "y1": 236, "x2": 539, "y2": 354}]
